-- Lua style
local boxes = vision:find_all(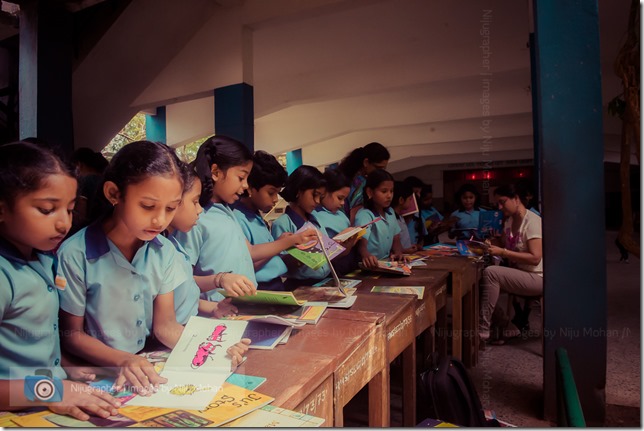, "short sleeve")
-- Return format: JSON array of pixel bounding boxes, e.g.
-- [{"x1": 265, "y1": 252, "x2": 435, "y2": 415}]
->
[
  {"x1": 57, "y1": 249, "x2": 88, "y2": 316},
  {"x1": 391, "y1": 213, "x2": 402, "y2": 236},
  {"x1": 354, "y1": 209, "x2": 374, "y2": 241},
  {"x1": 523, "y1": 214, "x2": 542, "y2": 242},
  {"x1": 173, "y1": 224, "x2": 205, "y2": 266},
  {"x1": 270, "y1": 215, "x2": 292, "y2": 240},
  {"x1": 237, "y1": 217, "x2": 253, "y2": 243},
  {"x1": 159, "y1": 245, "x2": 189, "y2": 295},
  {"x1": 0, "y1": 270, "x2": 13, "y2": 322}
]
